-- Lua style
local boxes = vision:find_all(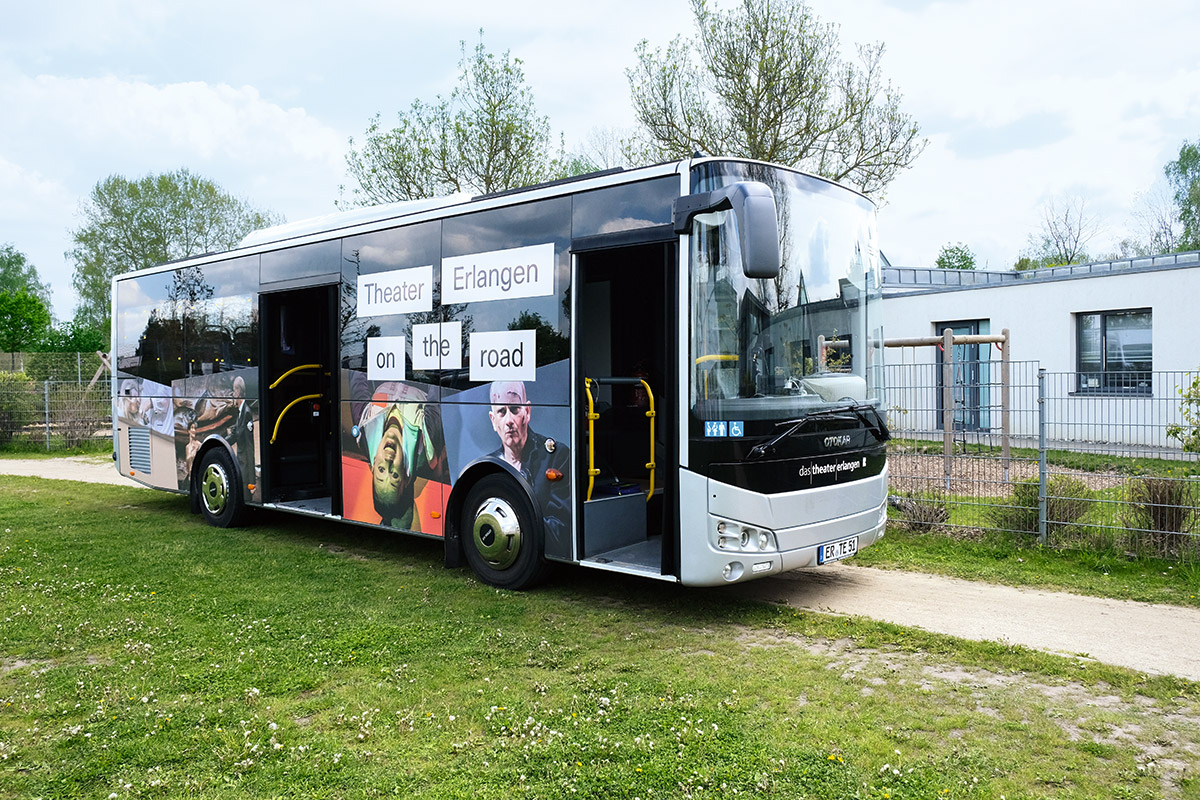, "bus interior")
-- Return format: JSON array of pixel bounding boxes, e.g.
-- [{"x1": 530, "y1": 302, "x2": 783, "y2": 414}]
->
[
  {"x1": 575, "y1": 240, "x2": 679, "y2": 580},
  {"x1": 260, "y1": 285, "x2": 340, "y2": 515}
]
